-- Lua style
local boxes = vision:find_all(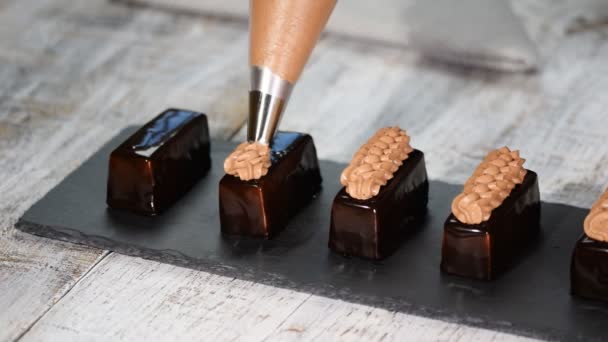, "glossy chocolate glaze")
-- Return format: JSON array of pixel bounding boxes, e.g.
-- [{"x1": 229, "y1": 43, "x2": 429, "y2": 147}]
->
[
  {"x1": 441, "y1": 171, "x2": 541, "y2": 280},
  {"x1": 219, "y1": 132, "x2": 322, "y2": 238},
  {"x1": 571, "y1": 234, "x2": 608, "y2": 302},
  {"x1": 107, "y1": 109, "x2": 210, "y2": 215},
  {"x1": 329, "y1": 150, "x2": 429, "y2": 260}
]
